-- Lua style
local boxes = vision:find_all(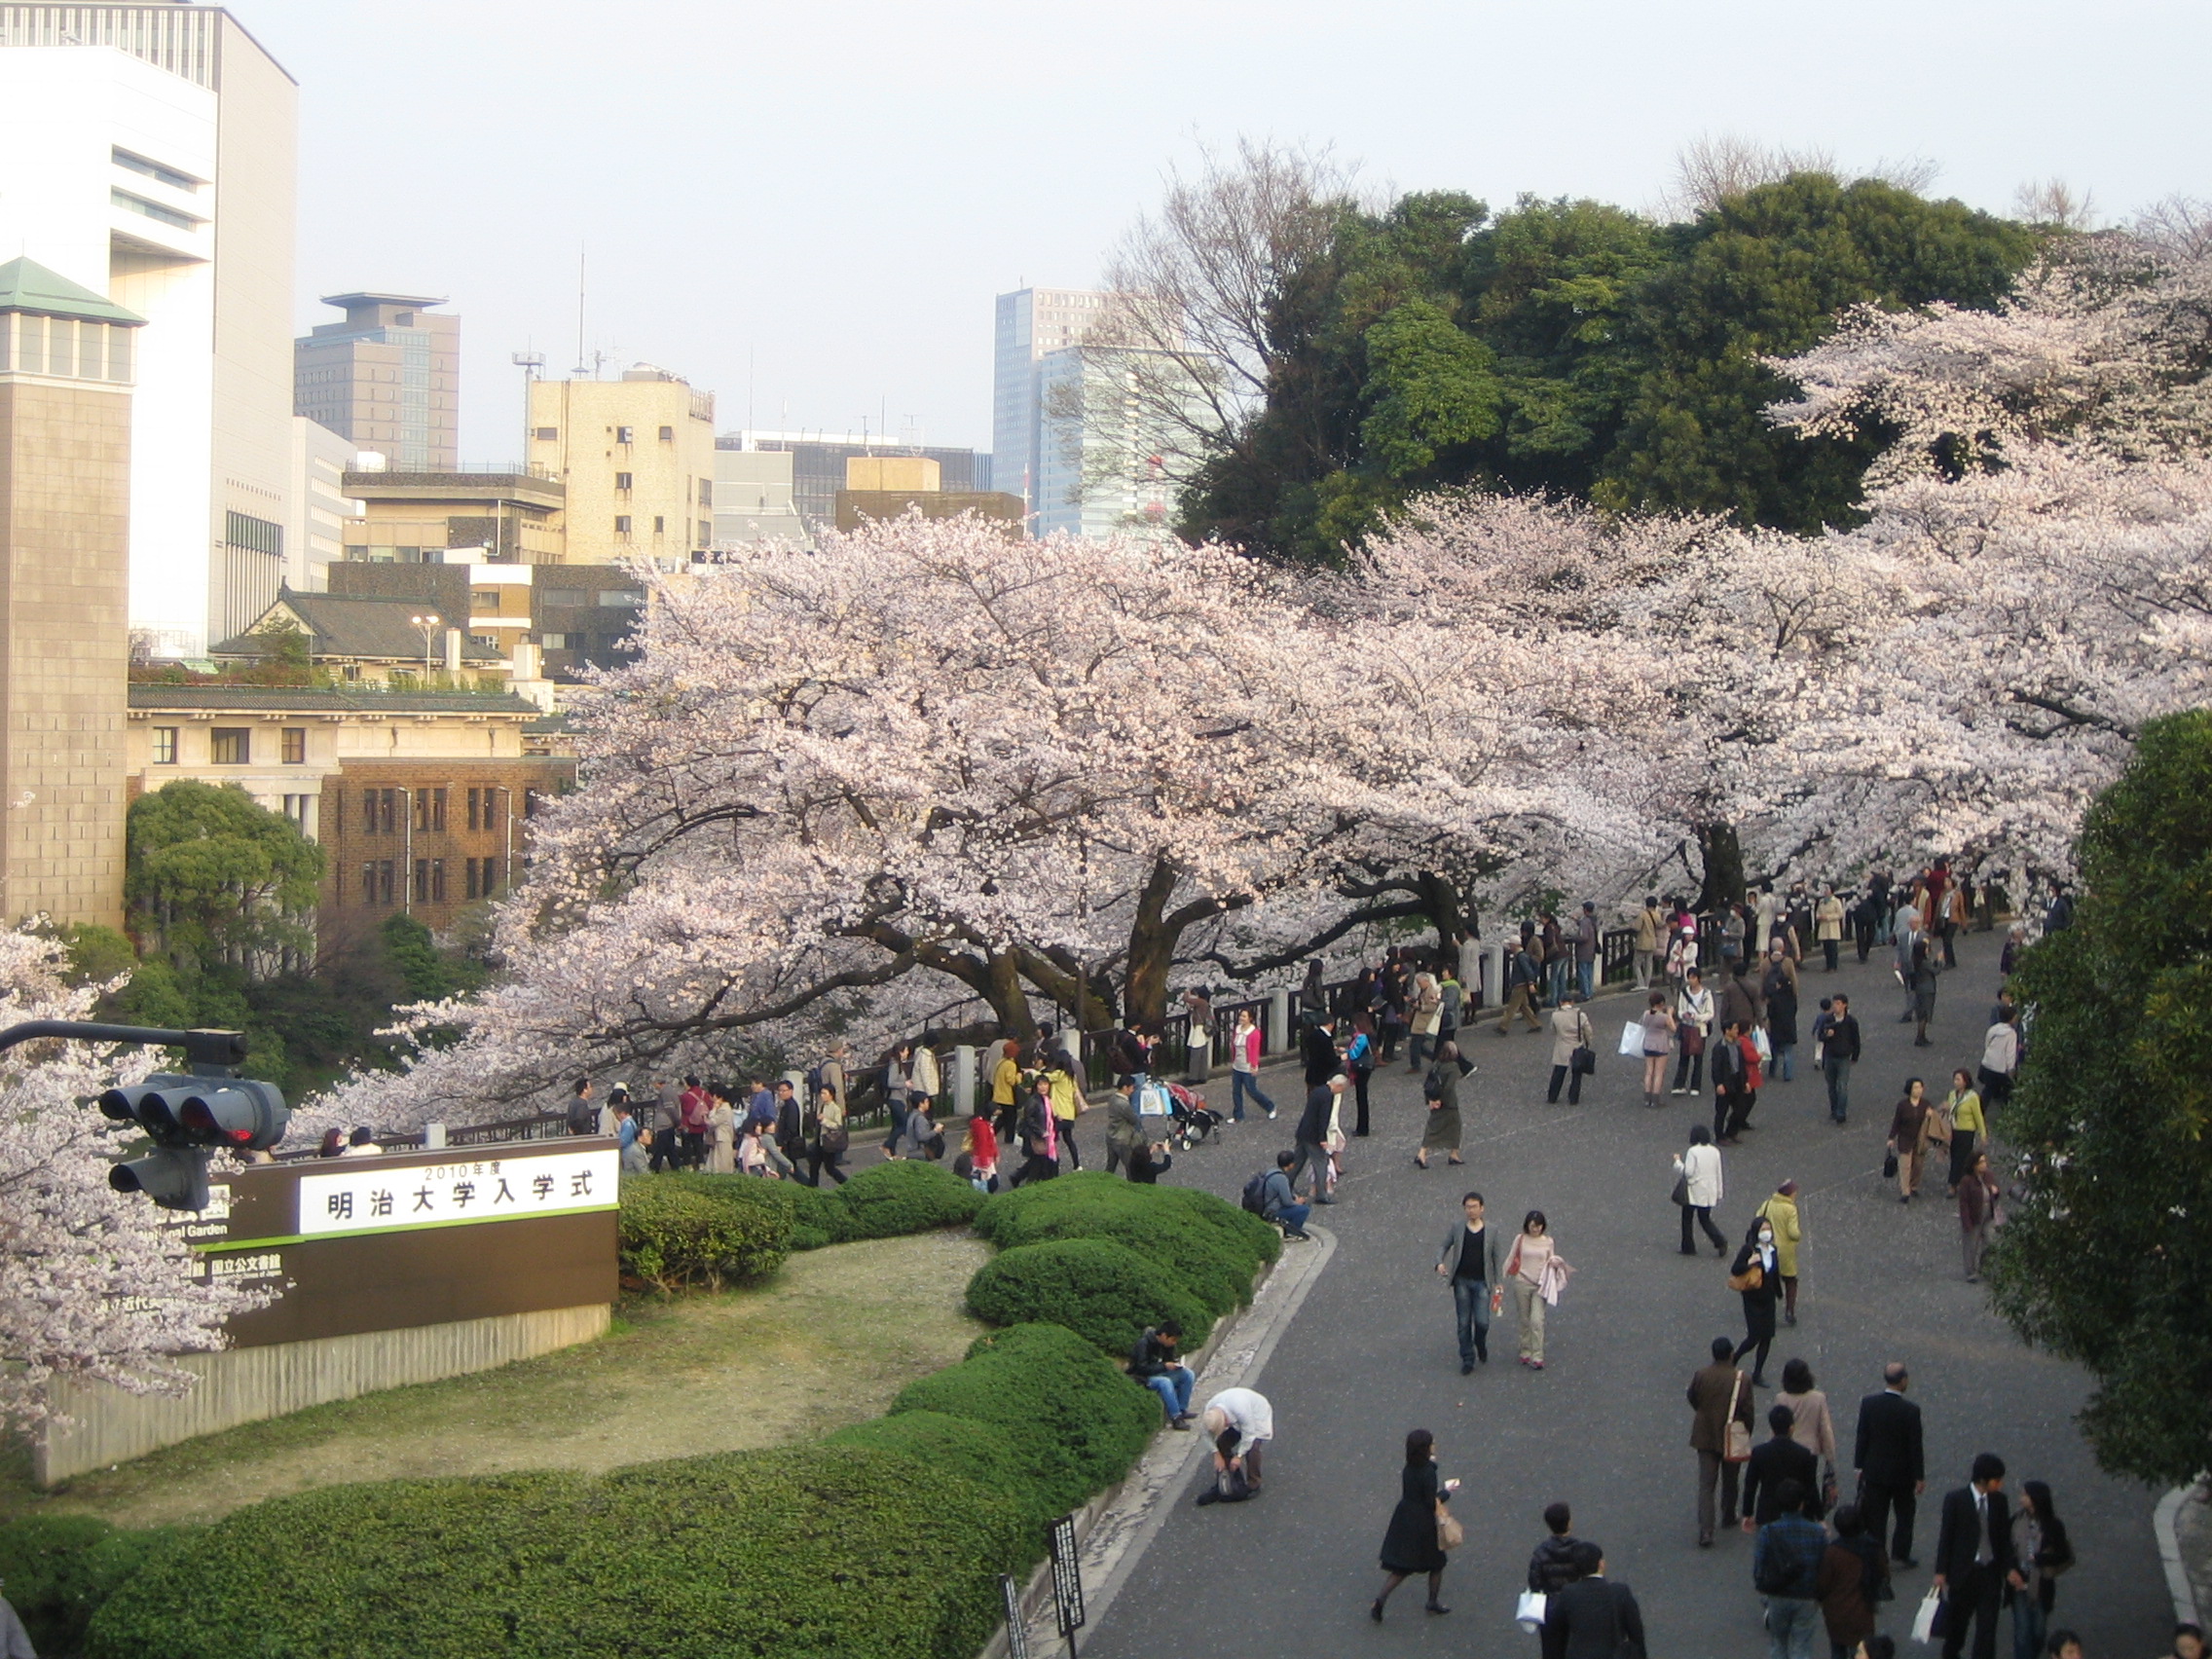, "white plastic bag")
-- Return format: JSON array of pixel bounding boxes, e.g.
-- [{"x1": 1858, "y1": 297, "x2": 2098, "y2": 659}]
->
[
  {"x1": 1515, "y1": 1590, "x2": 1546, "y2": 1634},
  {"x1": 1911, "y1": 1589, "x2": 1943, "y2": 1643},
  {"x1": 1617, "y1": 1019, "x2": 1644, "y2": 1058},
  {"x1": 1752, "y1": 1025, "x2": 1773, "y2": 1062}
]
